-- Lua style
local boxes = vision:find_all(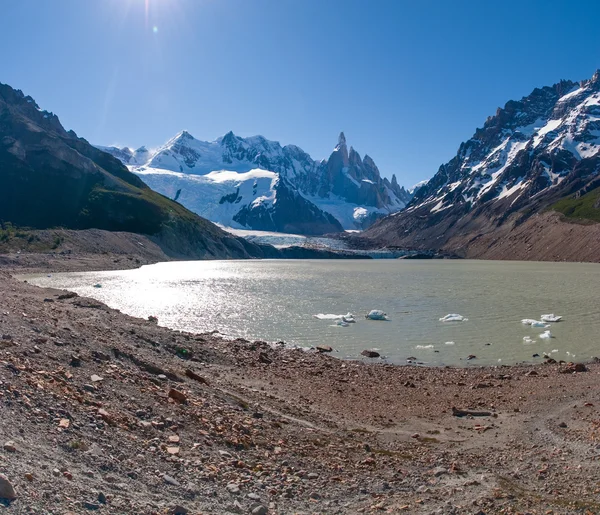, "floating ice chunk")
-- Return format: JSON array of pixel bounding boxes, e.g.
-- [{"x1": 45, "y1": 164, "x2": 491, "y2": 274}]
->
[
  {"x1": 335, "y1": 320, "x2": 349, "y2": 327},
  {"x1": 541, "y1": 314, "x2": 562, "y2": 322},
  {"x1": 366, "y1": 310, "x2": 388, "y2": 320},
  {"x1": 521, "y1": 319, "x2": 537, "y2": 325},
  {"x1": 416, "y1": 345, "x2": 434, "y2": 349},
  {"x1": 531, "y1": 321, "x2": 550, "y2": 328},
  {"x1": 551, "y1": 349, "x2": 558, "y2": 353},
  {"x1": 314, "y1": 312, "x2": 354, "y2": 321},
  {"x1": 342, "y1": 314, "x2": 356, "y2": 323},
  {"x1": 523, "y1": 336, "x2": 536, "y2": 344},
  {"x1": 444, "y1": 341, "x2": 455, "y2": 345},
  {"x1": 439, "y1": 314, "x2": 468, "y2": 322},
  {"x1": 539, "y1": 330, "x2": 553, "y2": 339}
]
